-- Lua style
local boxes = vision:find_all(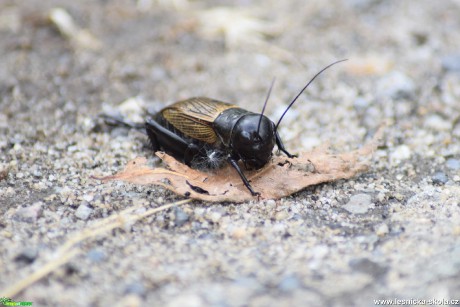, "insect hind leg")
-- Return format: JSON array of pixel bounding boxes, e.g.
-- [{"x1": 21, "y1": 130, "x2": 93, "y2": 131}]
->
[
  {"x1": 145, "y1": 118, "x2": 201, "y2": 165},
  {"x1": 146, "y1": 123, "x2": 160, "y2": 151},
  {"x1": 101, "y1": 114, "x2": 146, "y2": 131}
]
